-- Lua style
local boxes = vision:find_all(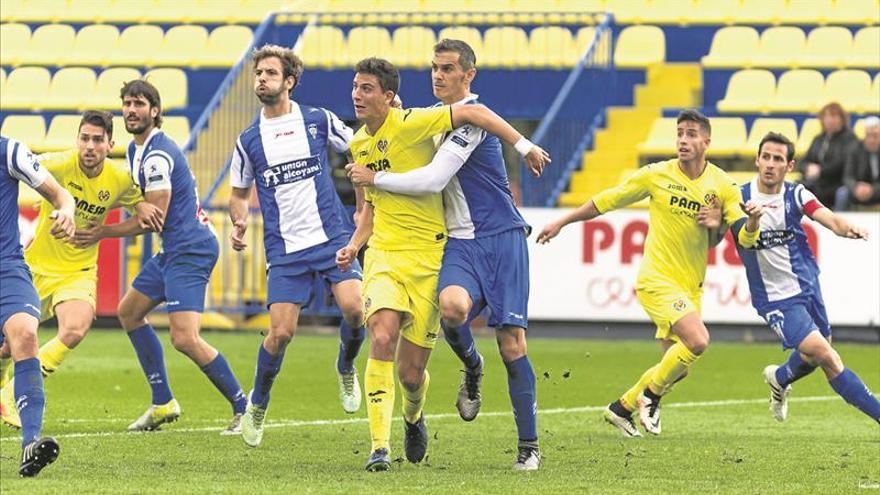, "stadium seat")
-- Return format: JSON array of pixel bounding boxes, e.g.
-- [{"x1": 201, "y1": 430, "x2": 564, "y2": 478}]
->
[
  {"x1": 0, "y1": 115, "x2": 46, "y2": 150},
  {"x1": 43, "y1": 67, "x2": 97, "y2": 111},
  {"x1": 198, "y1": 25, "x2": 254, "y2": 68},
  {"x1": 796, "y1": 118, "x2": 821, "y2": 155},
  {"x1": 823, "y1": 70, "x2": 873, "y2": 113},
  {"x1": 68, "y1": 24, "x2": 119, "y2": 67},
  {"x1": 152, "y1": 25, "x2": 209, "y2": 67},
  {"x1": 614, "y1": 25, "x2": 665, "y2": 69},
  {"x1": 161, "y1": 116, "x2": 191, "y2": 148},
  {"x1": 870, "y1": 74, "x2": 880, "y2": 113},
  {"x1": 144, "y1": 68, "x2": 188, "y2": 109},
  {"x1": 734, "y1": 0, "x2": 786, "y2": 24},
  {"x1": 391, "y1": 26, "x2": 436, "y2": 69},
  {"x1": 742, "y1": 118, "x2": 798, "y2": 156},
  {"x1": 22, "y1": 23, "x2": 75, "y2": 66},
  {"x1": 103, "y1": 0, "x2": 156, "y2": 24},
  {"x1": 344, "y1": 26, "x2": 393, "y2": 69},
  {"x1": 4, "y1": 0, "x2": 67, "y2": 23},
  {"x1": 482, "y1": 26, "x2": 530, "y2": 69},
  {"x1": 634, "y1": 0, "x2": 696, "y2": 25},
  {"x1": 529, "y1": 26, "x2": 577, "y2": 69},
  {"x1": 0, "y1": 68, "x2": 5, "y2": 91},
  {"x1": 296, "y1": 25, "x2": 346, "y2": 70},
  {"x1": 708, "y1": 118, "x2": 748, "y2": 157},
  {"x1": 799, "y1": 26, "x2": 852, "y2": 69},
  {"x1": 689, "y1": 0, "x2": 740, "y2": 25},
  {"x1": 56, "y1": 0, "x2": 115, "y2": 24},
  {"x1": 0, "y1": 23, "x2": 31, "y2": 66},
  {"x1": 781, "y1": 0, "x2": 833, "y2": 24},
  {"x1": 717, "y1": 69, "x2": 776, "y2": 114},
  {"x1": 107, "y1": 25, "x2": 165, "y2": 67},
  {"x1": 827, "y1": 0, "x2": 880, "y2": 25},
  {"x1": 89, "y1": 67, "x2": 142, "y2": 110},
  {"x1": 0, "y1": 67, "x2": 51, "y2": 110},
  {"x1": 437, "y1": 27, "x2": 483, "y2": 59},
  {"x1": 42, "y1": 114, "x2": 82, "y2": 152},
  {"x1": 753, "y1": 26, "x2": 806, "y2": 68},
  {"x1": 701, "y1": 26, "x2": 760, "y2": 69},
  {"x1": 111, "y1": 114, "x2": 127, "y2": 156},
  {"x1": 851, "y1": 27, "x2": 880, "y2": 68},
  {"x1": 637, "y1": 117, "x2": 677, "y2": 156},
  {"x1": 769, "y1": 69, "x2": 824, "y2": 113}
]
